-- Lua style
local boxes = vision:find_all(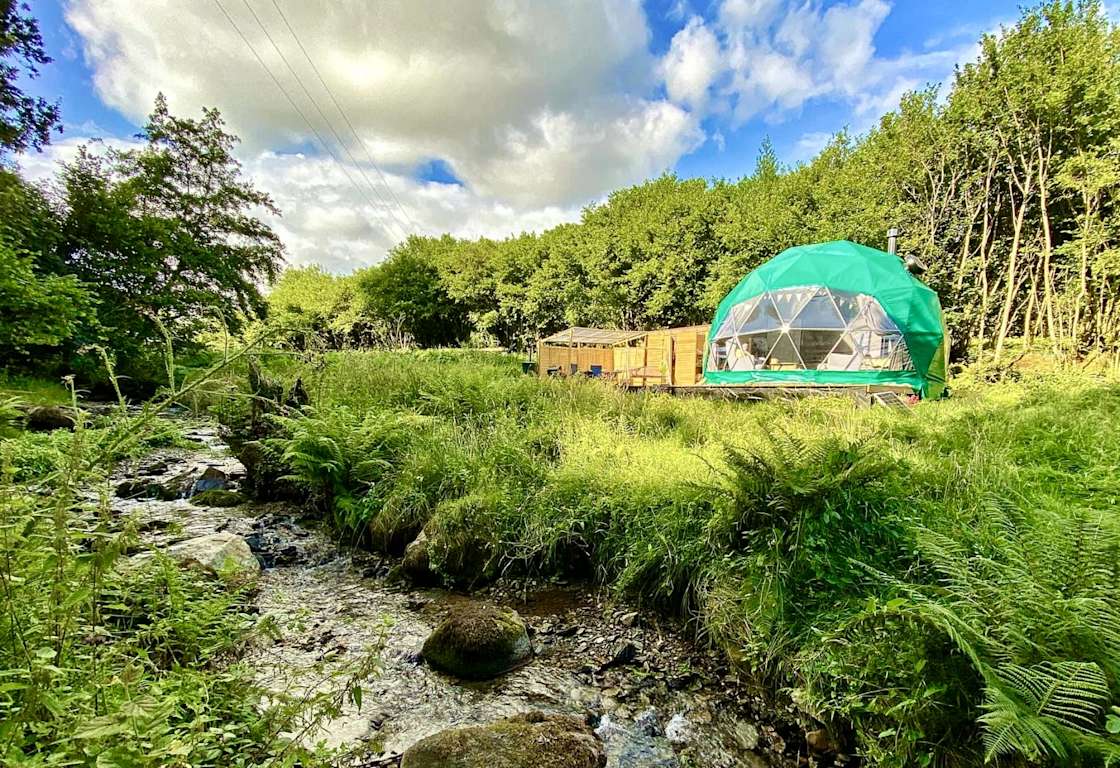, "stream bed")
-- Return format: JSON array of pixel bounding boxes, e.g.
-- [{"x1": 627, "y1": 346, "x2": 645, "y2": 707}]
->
[{"x1": 107, "y1": 421, "x2": 803, "y2": 767}]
